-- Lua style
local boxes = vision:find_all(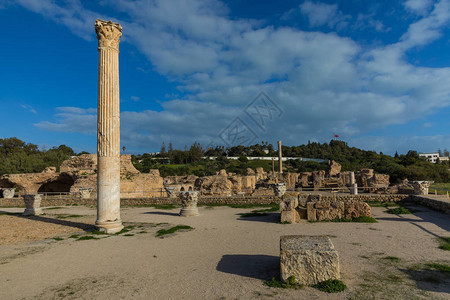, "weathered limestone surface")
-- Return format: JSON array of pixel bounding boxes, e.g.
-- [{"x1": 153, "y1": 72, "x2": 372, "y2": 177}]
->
[
  {"x1": 273, "y1": 183, "x2": 287, "y2": 197},
  {"x1": 2, "y1": 188, "x2": 15, "y2": 198},
  {"x1": 280, "y1": 235, "x2": 340, "y2": 285},
  {"x1": 23, "y1": 194, "x2": 43, "y2": 216},
  {"x1": 326, "y1": 160, "x2": 341, "y2": 177},
  {"x1": 179, "y1": 191, "x2": 199, "y2": 217},
  {"x1": 95, "y1": 19, "x2": 123, "y2": 234}
]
